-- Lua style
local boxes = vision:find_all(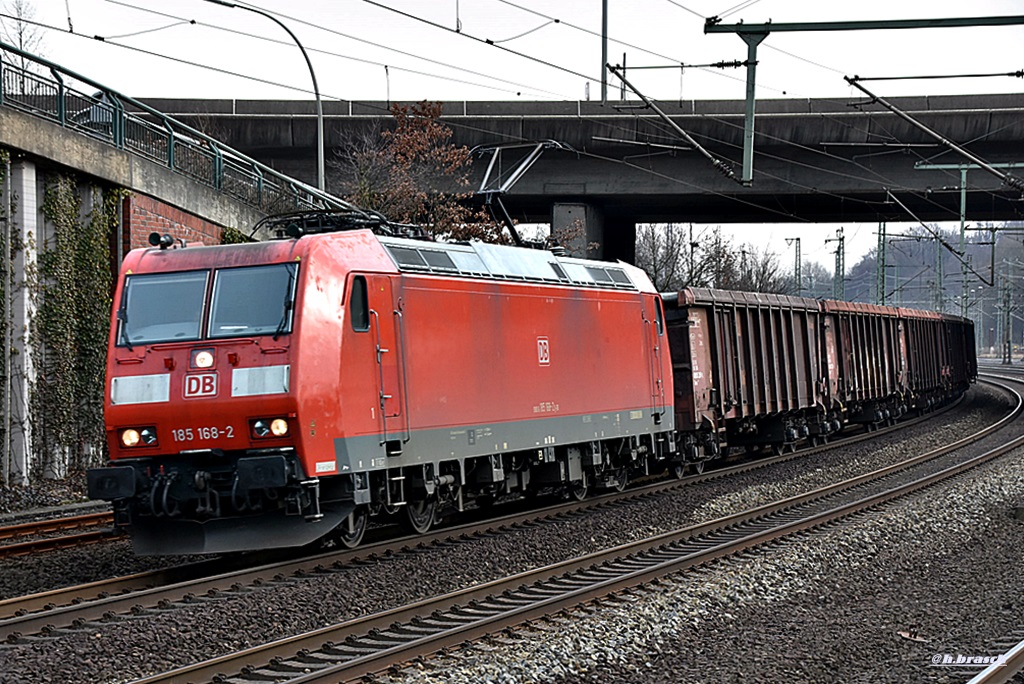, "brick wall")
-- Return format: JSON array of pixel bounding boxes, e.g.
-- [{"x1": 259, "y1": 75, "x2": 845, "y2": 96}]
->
[{"x1": 126, "y1": 194, "x2": 224, "y2": 250}]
